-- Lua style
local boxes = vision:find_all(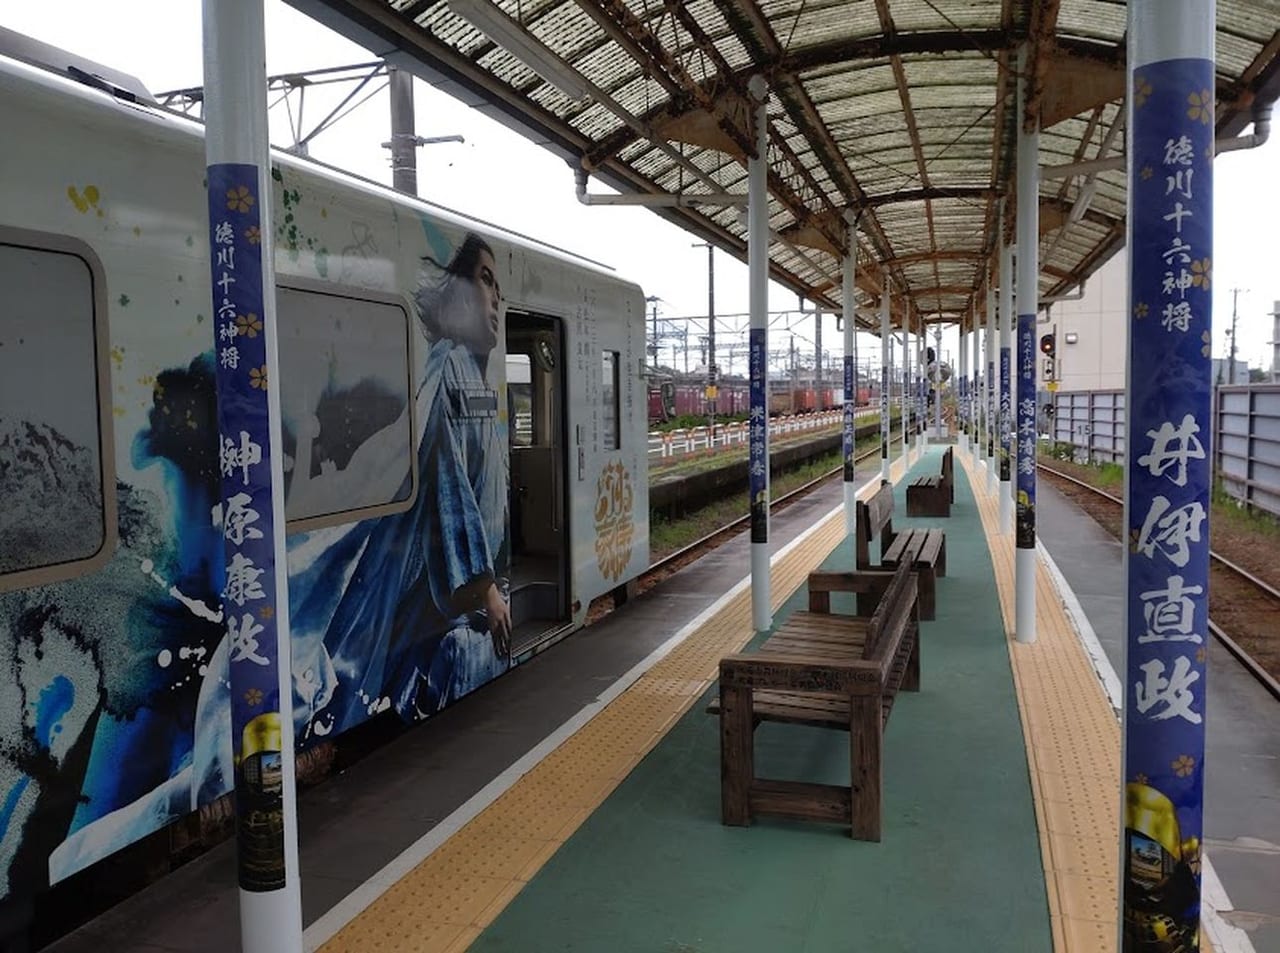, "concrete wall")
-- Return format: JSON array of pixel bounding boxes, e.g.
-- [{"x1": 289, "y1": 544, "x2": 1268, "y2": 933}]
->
[{"x1": 1038, "y1": 253, "x2": 1128, "y2": 393}]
